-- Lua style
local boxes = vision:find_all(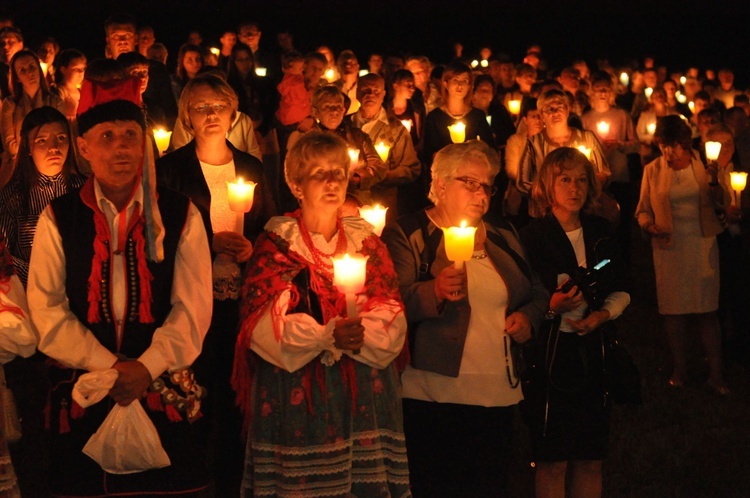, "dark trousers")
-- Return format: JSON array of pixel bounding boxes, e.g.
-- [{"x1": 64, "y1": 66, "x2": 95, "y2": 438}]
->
[{"x1": 403, "y1": 398, "x2": 514, "y2": 498}]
